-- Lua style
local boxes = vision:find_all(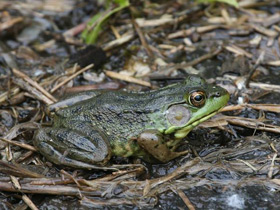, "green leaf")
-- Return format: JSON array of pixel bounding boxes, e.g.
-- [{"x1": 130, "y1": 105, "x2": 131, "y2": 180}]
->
[
  {"x1": 82, "y1": 13, "x2": 102, "y2": 44},
  {"x1": 82, "y1": 0, "x2": 130, "y2": 44},
  {"x1": 197, "y1": 0, "x2": 239, "y2": 7},
  {"x1": 114, "y1": 0, "x2": 130, "y2": 7}
]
